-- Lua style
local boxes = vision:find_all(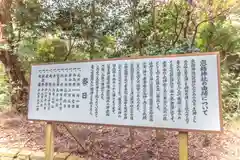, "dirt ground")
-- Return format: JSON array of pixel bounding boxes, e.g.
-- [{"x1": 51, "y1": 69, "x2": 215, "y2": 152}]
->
[{"x1": 0, "y1": 111, "x2": 240, "y2": 160}]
